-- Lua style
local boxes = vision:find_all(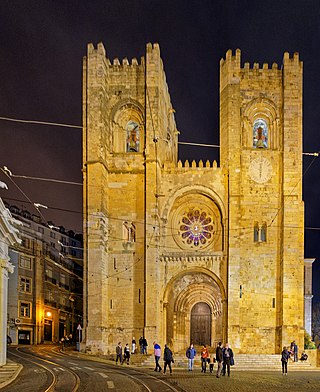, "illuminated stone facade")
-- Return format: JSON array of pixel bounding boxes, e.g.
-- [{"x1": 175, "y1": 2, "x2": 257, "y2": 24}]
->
[{"x1": 83, "y1": 43, "x2": 306, "y2": 354}]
